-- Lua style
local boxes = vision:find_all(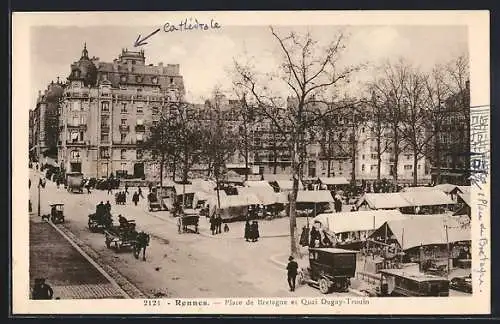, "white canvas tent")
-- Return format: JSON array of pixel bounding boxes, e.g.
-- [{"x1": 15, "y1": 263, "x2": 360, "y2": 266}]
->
[
  {"x1": 399, "y1": 190, "x2": 454, "y2": 207},
  {"x1": 313, "y1": 210, "x2": 407, "y2": 234},
  {"x1": 356, "y1": 193, "x2": 414, "y2": 210},
  {"x1": 296, "y1": 190, "x2": 334, "y2": 203},
  {"x1": 319, "y1": 177, "x2": 350, "y2": 186}
]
